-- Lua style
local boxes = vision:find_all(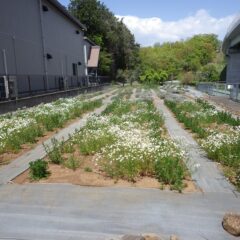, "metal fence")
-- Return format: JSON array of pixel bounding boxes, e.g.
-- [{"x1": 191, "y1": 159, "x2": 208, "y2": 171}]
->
[
  {"x1": 0, "y1": 74, "x2": 110, "y2": 100},
  {"x1": 196, "y1": 82, "x2": 240, "y2": 101}
]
